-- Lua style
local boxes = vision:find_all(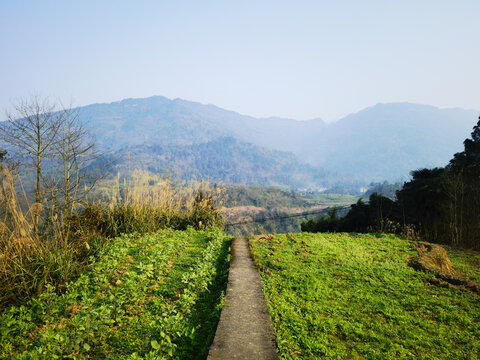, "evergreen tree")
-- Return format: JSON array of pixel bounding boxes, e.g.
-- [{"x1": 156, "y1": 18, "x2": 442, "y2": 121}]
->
[{"x1": 449, "y1": 116, "x2": 480, "y2": 177}]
